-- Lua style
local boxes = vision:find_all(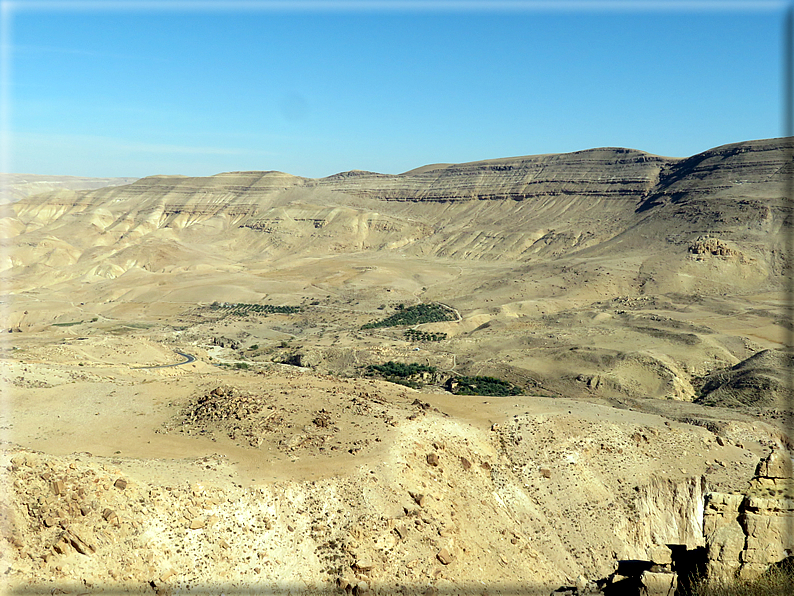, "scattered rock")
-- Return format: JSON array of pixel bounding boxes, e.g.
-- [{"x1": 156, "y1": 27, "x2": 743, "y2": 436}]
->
[
  {"x1": 160, "y1": 569, "x2": 176, "y2": 582},
  {"x1": 436, "y1": 548, "x2": 454, "y2": 565},
  {"x1": 648, "y1": 545, "x2": 672, "y2": 565},
  {"x1": 189, "y1": 518, "x2": 205, "y2": 530},
  {"x1": 64, "y1": 529, "x2": 95, "y2": 555},
  {"x1": 354, "y1": 556, "x2": 374, "y2": 572},
  {"x1": 410, "y1": 492, "x2": 428, "y2": 507},
  {"x1": 640, "y1": 570, "x2": 677, "y2": 595},
  {"x1": 51, "y1": 480, "x2": 65, "y2": 495},
  {"x1": 52, "y1": 535, "x2": 71, "y2": 555},
  {"x1": 337, "y1": 576, "x2": 354, "y2": 592}
]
